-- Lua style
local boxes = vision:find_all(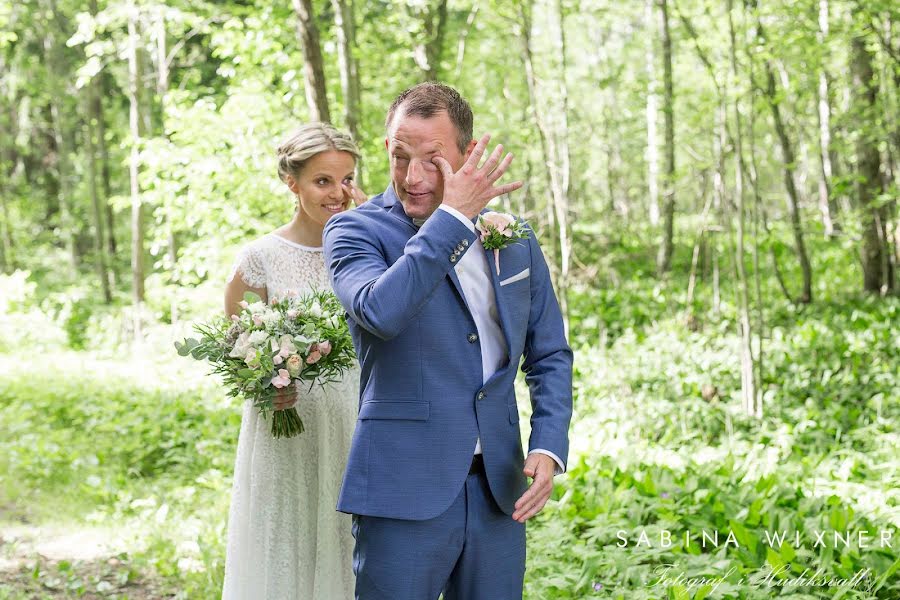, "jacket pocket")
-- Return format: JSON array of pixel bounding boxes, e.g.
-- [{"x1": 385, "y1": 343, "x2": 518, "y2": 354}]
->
[
  {"x1": 508, "y1": 402, "x2": 520, "y2": 424},
  {"x1": 358, "y1": 399, "x2": 429, "y2": 421},
  {"x1": 500, "y1": 268, "x2": 530, "y2": 287}
]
